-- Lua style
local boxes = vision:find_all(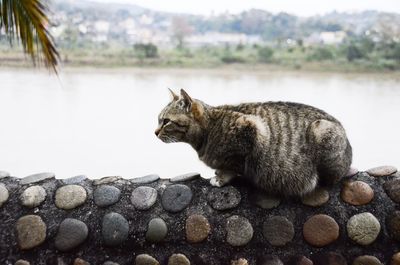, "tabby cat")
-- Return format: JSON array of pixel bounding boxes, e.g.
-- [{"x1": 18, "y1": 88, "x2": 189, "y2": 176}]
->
[{"x1": 155, "y1": 89, "x2": 352, "y2": 197}]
